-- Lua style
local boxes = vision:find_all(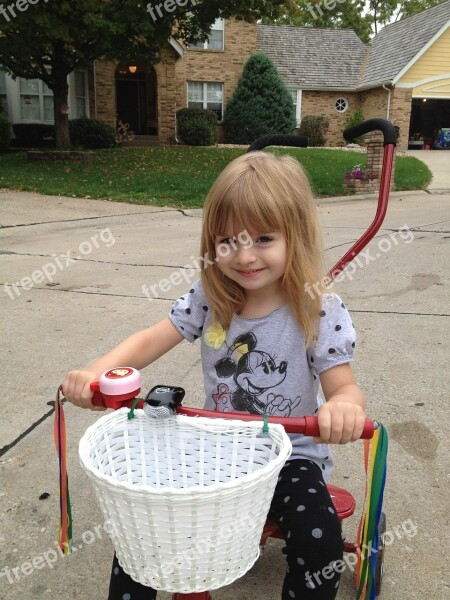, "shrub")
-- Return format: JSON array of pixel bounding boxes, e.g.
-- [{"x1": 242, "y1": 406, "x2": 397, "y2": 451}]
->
[
  {"x1": 69, "y1": 118, "x2": 116, "y2": 149},
  {"x1": 12, "y1": 123, "x2": 54, "y2": 147},
  {"x1": 0, "y1": 113, "x2": 11, "y2": 151},
  {"x1": 298, "y1": 115, "x2": 330, "y2": 147},
  {"x1": 344, "y1": 108, "x2": 365, "y2": 144},
  {"x1": 176, "y1": 108, "x2": 218, "y2": 146},
  {"x1": 223, "y1": 53, "x2": 296, "y2": 145}
]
